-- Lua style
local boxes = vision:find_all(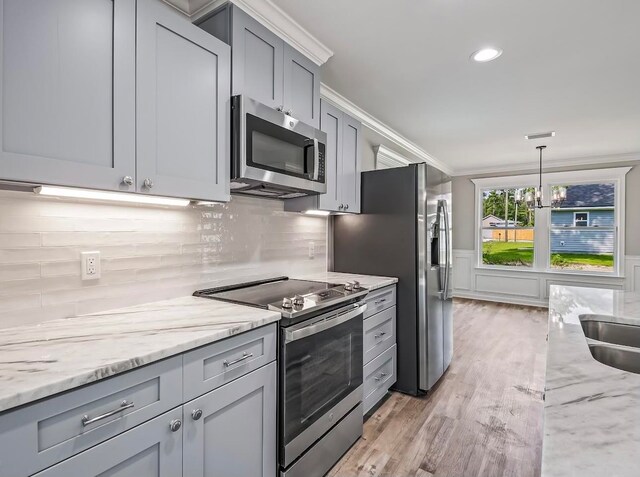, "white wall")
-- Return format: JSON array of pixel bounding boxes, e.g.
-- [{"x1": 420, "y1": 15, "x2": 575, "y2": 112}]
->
[{"x1": 0, "y1": 191, "x2": 327, "y2": 329}]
